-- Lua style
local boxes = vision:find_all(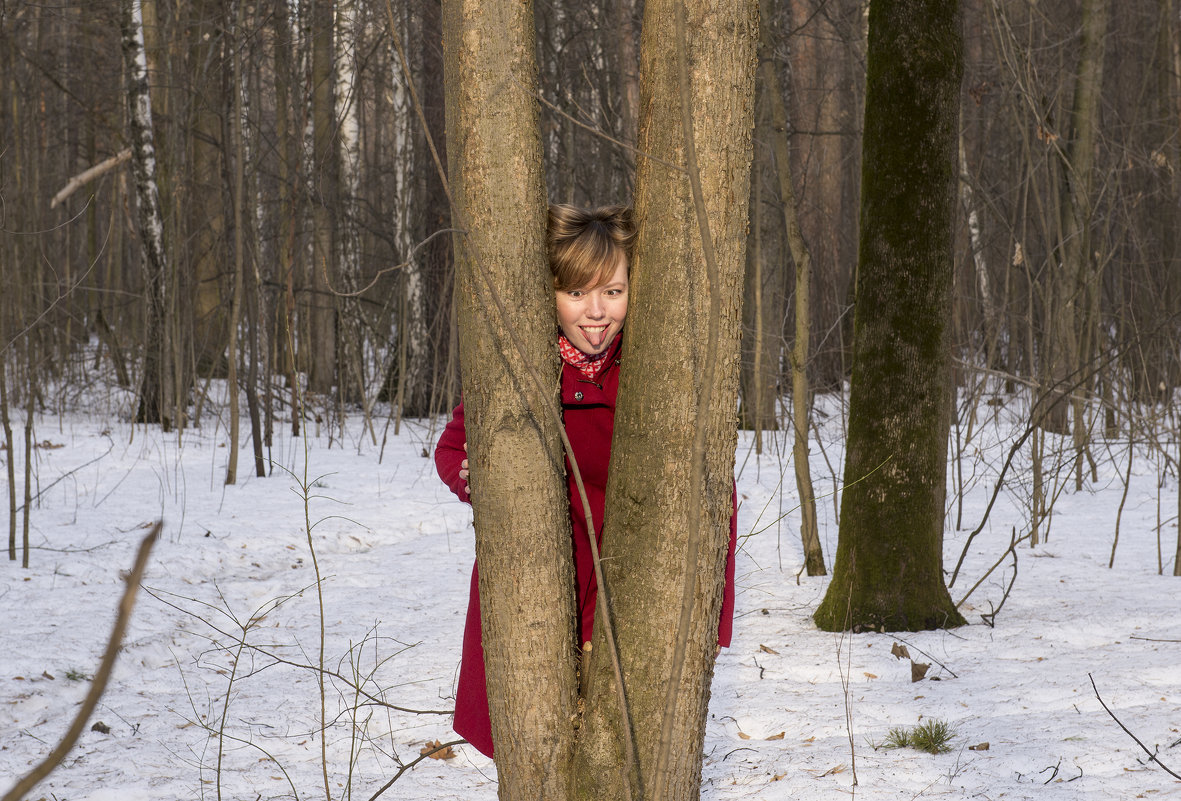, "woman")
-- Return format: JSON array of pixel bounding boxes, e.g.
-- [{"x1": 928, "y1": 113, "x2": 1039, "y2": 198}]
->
[{"x1": 434, "y1": 204, "x2": 737, "y2": 757}]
